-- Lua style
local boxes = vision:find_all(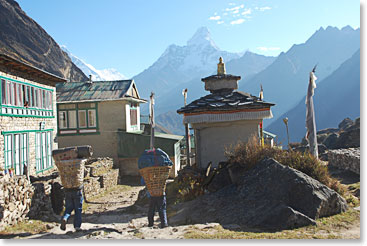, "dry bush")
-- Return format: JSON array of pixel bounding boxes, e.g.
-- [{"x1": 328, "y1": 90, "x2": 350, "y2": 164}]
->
[{"x1": 225, "y1": 135, "x2": 344, "y2": 194}]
